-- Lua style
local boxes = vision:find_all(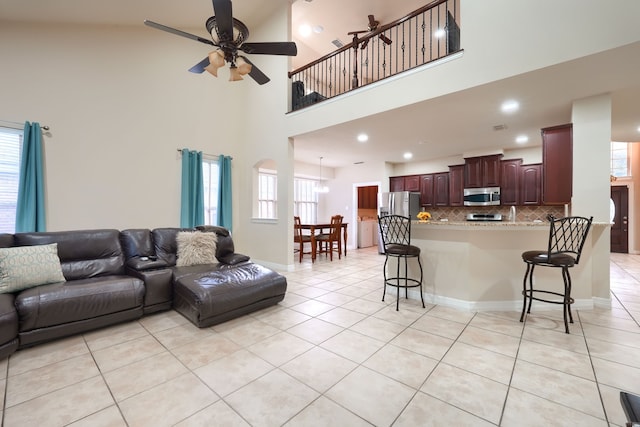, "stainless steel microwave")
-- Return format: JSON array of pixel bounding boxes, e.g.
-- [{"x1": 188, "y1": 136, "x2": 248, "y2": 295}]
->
[{"x1": 463, "y1": 187, "x2": 501, "y2": 206}]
